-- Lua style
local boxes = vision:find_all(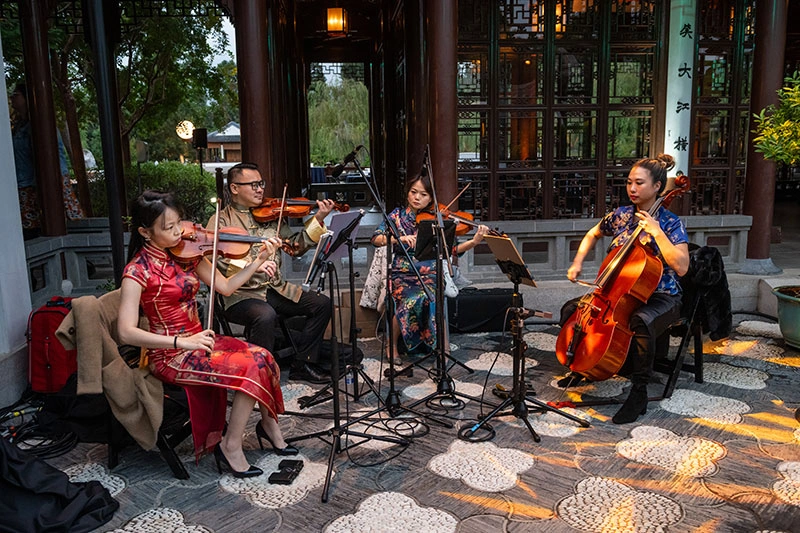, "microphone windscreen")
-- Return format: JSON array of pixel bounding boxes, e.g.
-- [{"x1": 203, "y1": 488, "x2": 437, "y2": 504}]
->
[{"x1": 331, "y1": 164, "x2": 346, "y2": 178}]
